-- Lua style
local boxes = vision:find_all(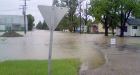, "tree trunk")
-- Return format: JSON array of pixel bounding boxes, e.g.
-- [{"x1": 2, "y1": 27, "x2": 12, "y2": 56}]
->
[
  {"x1": 119, "y1": 9, "x2": 131, "y2": 37},
  {"x1": 112, "y1": 28, "x2": 115, "y2": 36},
  {"x1": 120, "y1": 11, "x2": 124, "y2": 37},
  {"x1": 120, "y1": 26, "x2": 124, "y2": 37},
  {"x1": 69, "y1": 26, "x2": 73, "y2": 32},
  {"x1": 104, "y1": 18, "x2": 108, "y2": 36},
  {"x1": 105, "y1": 24, "x2": 108, "y2": 36},
  {"x1": 73, "y1": 26, "x2": 76, "y2": 32},
  {"x1": 87, "y1": 26, "x2": 90, "y2": 33}
]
